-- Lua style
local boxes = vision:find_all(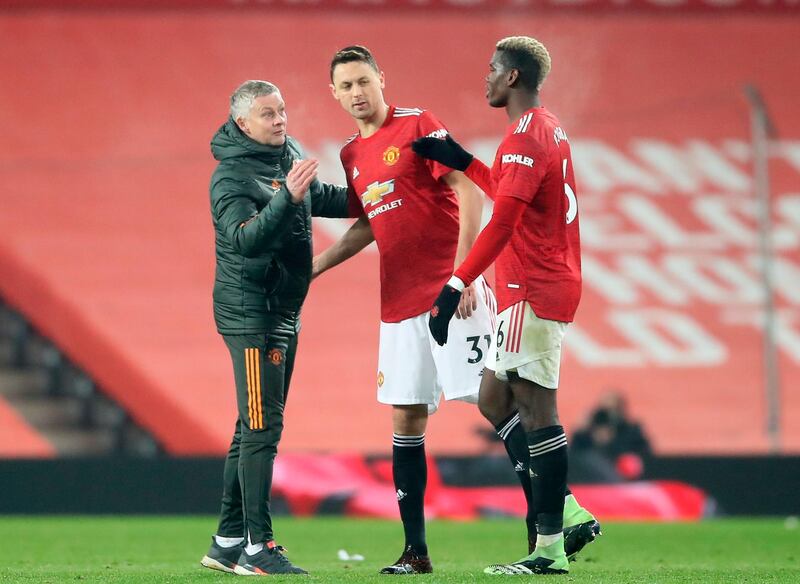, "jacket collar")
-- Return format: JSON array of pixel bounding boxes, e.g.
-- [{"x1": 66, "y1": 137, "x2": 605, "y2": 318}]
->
[{"x1": 211, "y1": 118, "x2": 287, "y2": 163}]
